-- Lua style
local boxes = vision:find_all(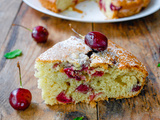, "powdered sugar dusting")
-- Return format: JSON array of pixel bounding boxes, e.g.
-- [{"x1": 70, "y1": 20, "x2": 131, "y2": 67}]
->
[
  {"x1": 106, "y1": 41, "x2": 147, "y2": 70},
  {"x1": 37, "y1": 36, "x2": 147, "y2": 72},
  {"x1": 38, "y1": 36, "x2": 91, "y2": 62},
  {"x1": 67, "y1": 53, "x2": 90, "y2": 68}
]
